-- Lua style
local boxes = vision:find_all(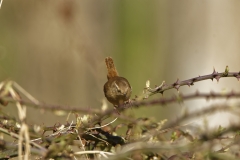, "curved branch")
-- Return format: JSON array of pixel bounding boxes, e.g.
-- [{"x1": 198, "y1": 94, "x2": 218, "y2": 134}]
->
[{"x1": 147, "y1": 68, "x2": 240, "y2": 95}]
